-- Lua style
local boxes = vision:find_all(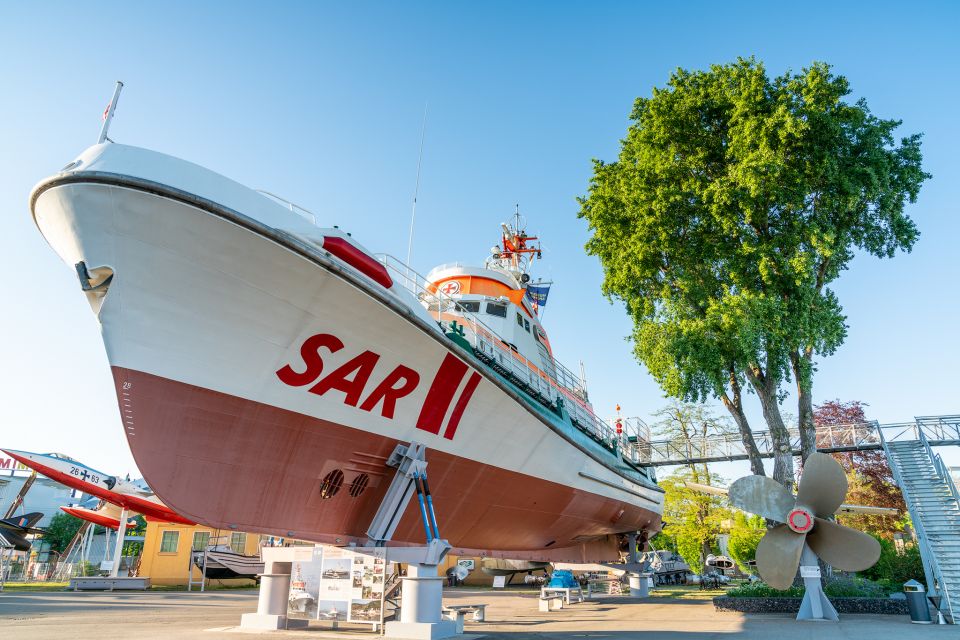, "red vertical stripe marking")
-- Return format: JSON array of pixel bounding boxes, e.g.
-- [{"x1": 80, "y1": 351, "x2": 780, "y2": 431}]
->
[
  {"x1": 416, "y1": 354, "x2": 468, "y2": 435},
  {"x1": 443, "y1": 372, "x2": 481, "y2": 440}
]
